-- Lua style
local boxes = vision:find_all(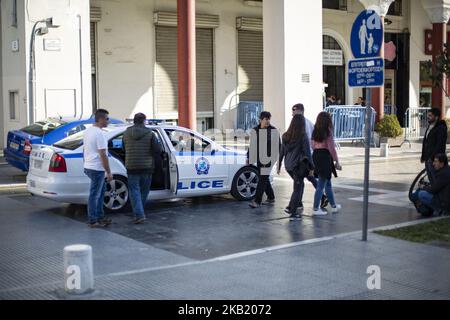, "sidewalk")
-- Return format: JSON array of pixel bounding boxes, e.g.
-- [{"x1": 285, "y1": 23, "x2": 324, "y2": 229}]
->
[
  {"x1": 336, "y1": 142, "x2": 426, "y2": 165},
  {"x1": 0, "y1": 204, "x2": 448, "y2": 299}
]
